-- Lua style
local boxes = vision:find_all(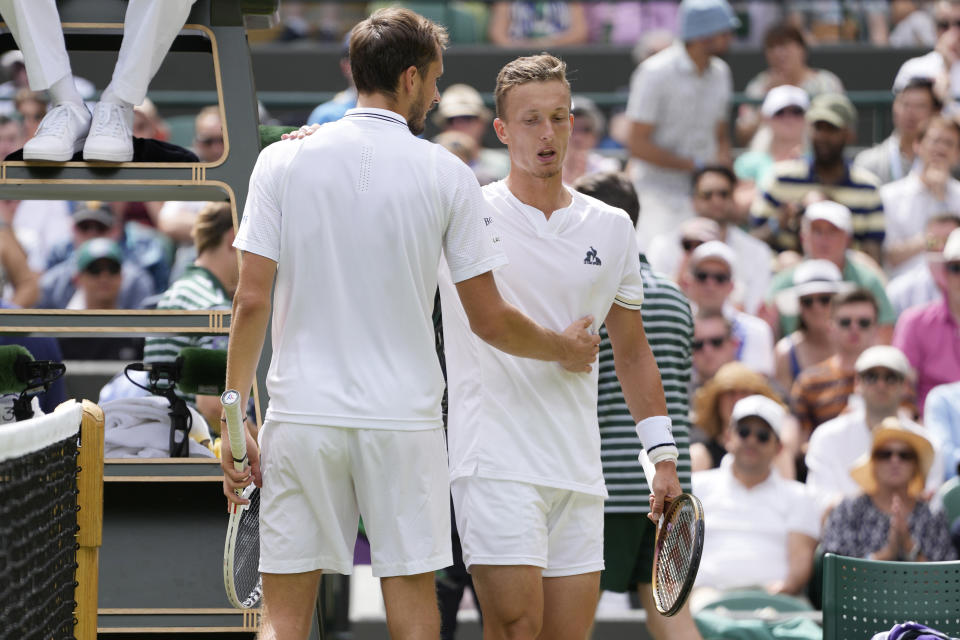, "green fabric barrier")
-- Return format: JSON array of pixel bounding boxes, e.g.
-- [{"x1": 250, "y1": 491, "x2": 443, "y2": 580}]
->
[{"x1": 695, "y1": 611, "x2": 822, "y2": 640}]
